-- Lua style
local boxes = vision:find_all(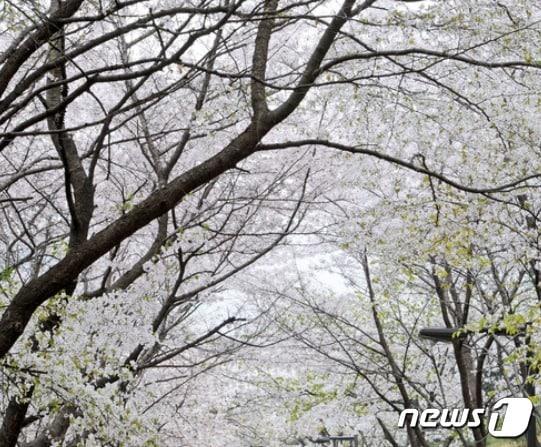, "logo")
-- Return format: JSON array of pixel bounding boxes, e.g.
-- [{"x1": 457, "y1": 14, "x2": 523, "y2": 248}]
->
[{"x1": 398, "y1": 397, "x2": 533, "y2": 438}]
